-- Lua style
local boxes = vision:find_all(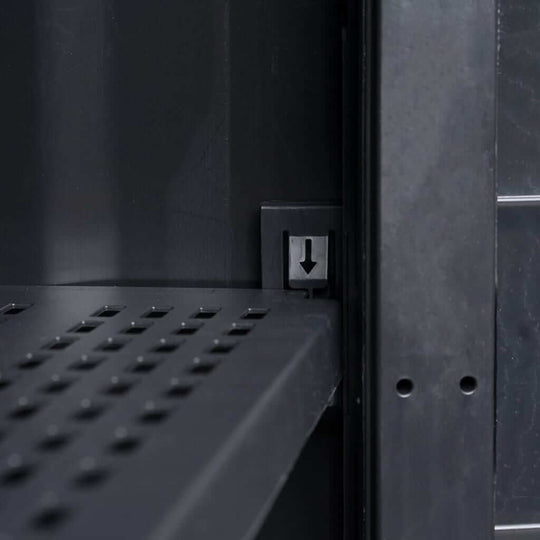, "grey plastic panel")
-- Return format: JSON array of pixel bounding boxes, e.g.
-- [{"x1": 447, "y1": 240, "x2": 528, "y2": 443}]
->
[
  {"x1": 497, "y1": 204, "x2": 540, "y2": 525},
  {"x1": 0, "y1": 286, "x2": 340, "y2": 540},
  {"x1": 498, "y1": 2, "x2": 540, "y2": 196},
  {"x1": 377, "y1": 0, "x2": 496, "y2": 538}
]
